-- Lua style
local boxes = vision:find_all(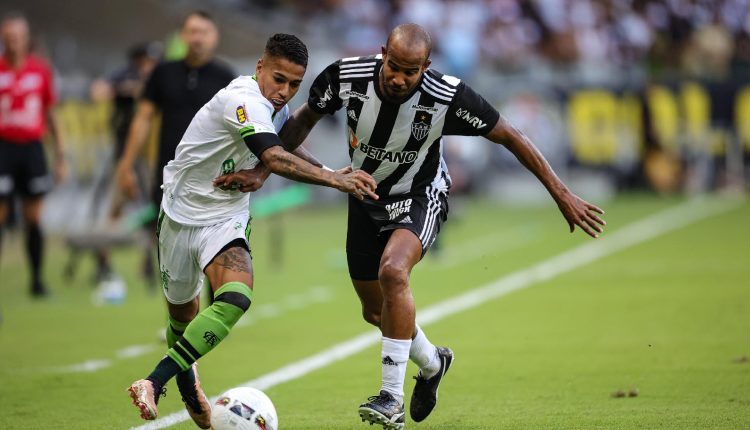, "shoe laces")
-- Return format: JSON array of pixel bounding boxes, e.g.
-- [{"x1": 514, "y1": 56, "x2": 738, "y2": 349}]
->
[
  {"x1": 154, "y1": 386, "x2": 167, "y2": 404},
  {"x1": 367, "y1": 392, "x2": 394, "y2": 406}
]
